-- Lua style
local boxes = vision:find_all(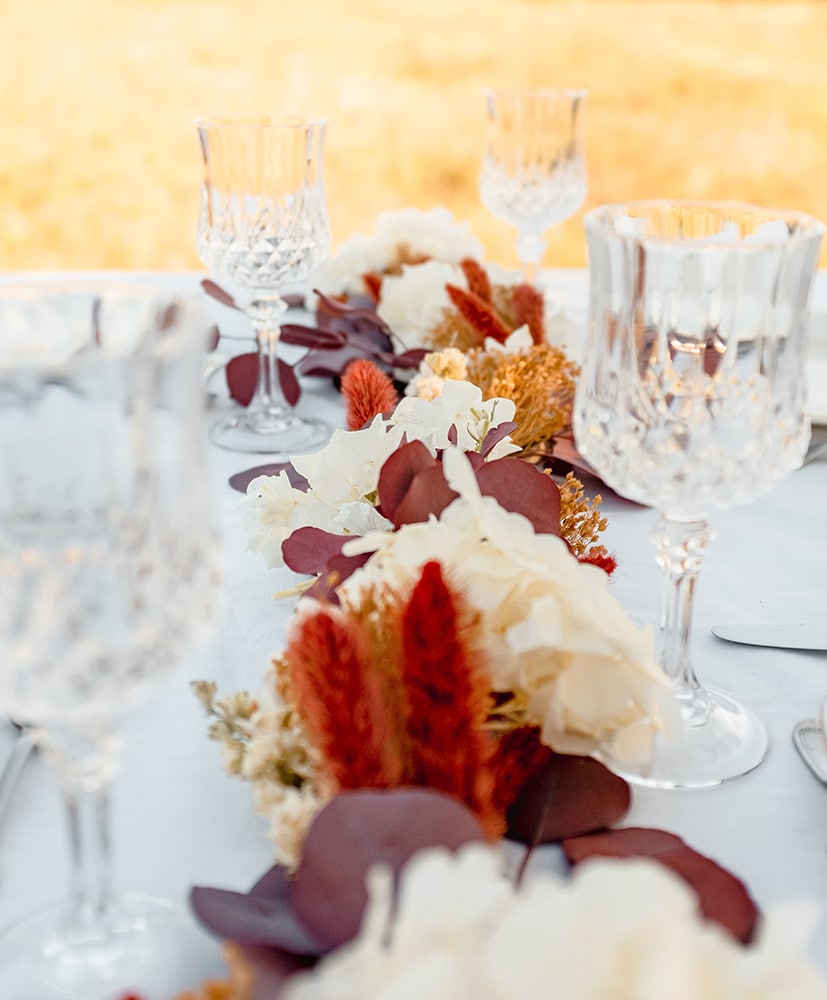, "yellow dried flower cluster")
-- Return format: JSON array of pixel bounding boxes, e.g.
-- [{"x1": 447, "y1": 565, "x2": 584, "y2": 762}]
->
[
  {"x1": 465, "y1": 344, "x2": 579, "y2": 451},
  {"x1": 426, "y1": 309, "x2": 488, "y2": 353},
  {"x1": 559, "y1": 471, "x2": 610, "y2": 558},
  {"x1": 175, "y1": 944, "x2": 253, "y2": 1000}
]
